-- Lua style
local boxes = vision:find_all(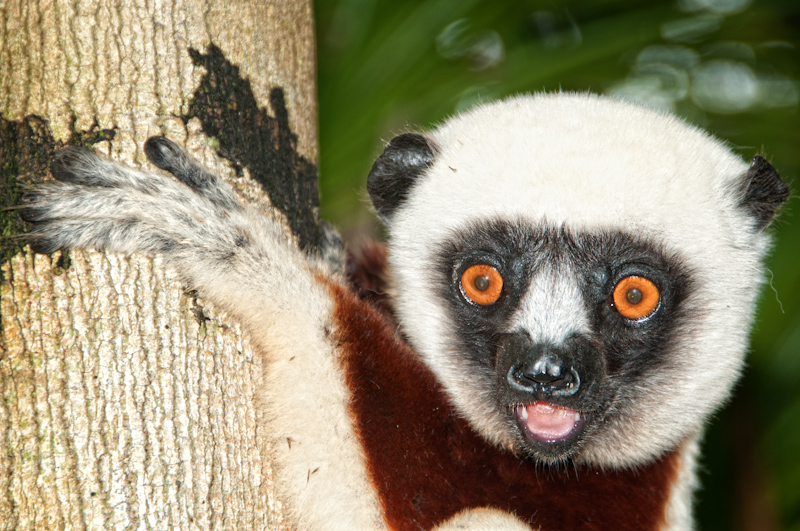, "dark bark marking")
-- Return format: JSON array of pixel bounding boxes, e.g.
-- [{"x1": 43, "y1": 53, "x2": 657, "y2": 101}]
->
[{"x1": 183, "y1": 44, "x2": 322, "y2": 252}]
